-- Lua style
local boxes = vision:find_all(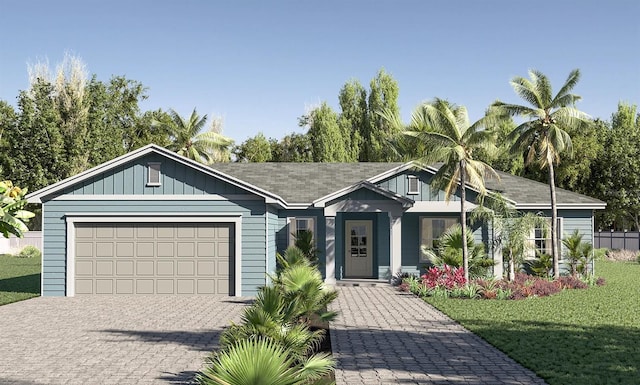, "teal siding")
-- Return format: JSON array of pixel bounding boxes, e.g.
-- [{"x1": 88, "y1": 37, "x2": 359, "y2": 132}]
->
[
  {"x1": 41, "y1": 199, "x2": 267, "y2": 296},
  {"x1": 65, "y1": 154, "x2": 248, "y2": 196},
  {"x1": 377, "y1": 170, "x2": 461, "y2": 202}
]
